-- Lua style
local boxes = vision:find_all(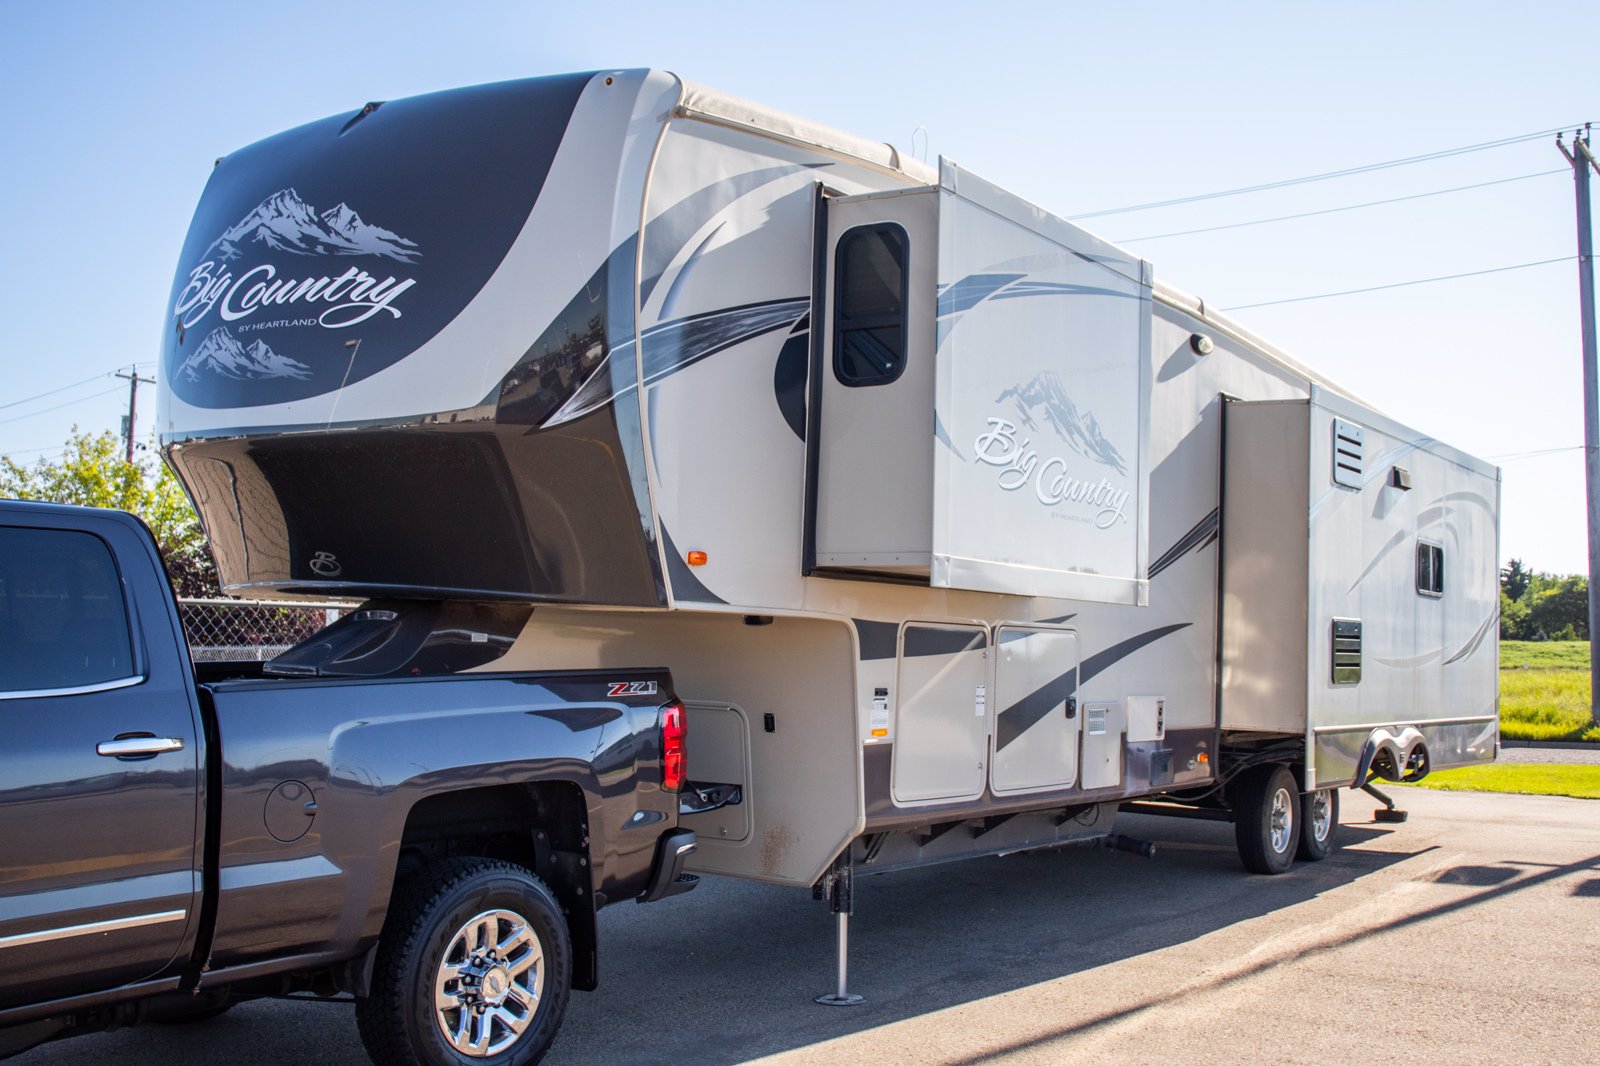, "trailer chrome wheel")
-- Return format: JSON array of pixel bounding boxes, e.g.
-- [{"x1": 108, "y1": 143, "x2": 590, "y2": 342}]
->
[
  {"x1": 358, "y1": 858, "x2": 570, "y2": 1066},
  {"x1": 1296, "y1": 787, "x2": 1340, "y2": 861},
  {"x1": 1234, "y1": 764, "x2": 1299, "y2": 875}
]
